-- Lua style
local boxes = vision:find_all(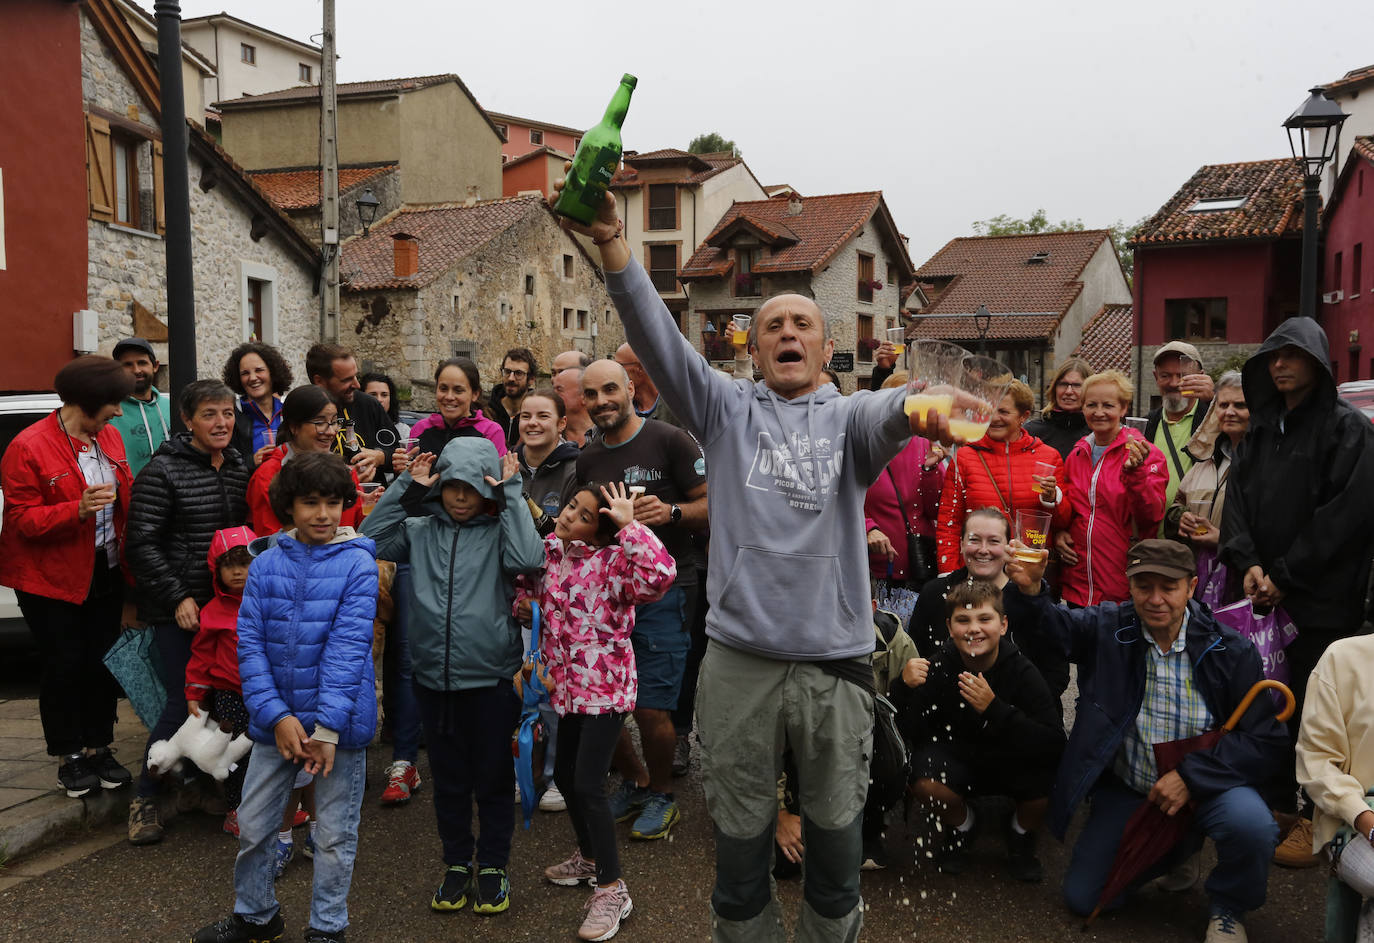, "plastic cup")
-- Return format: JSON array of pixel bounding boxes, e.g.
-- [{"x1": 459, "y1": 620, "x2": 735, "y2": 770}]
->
[
  {"x1": 1013, "y1": 509, "x2": 1051, "y2": 563},
  {"x1": 628, "y1": 485, "x2": 647, "y2": 498},
  {"x1": 1187, "y1": 497, "x2": 1213, "y2": 536},
  {"x1": 905, "y1": 340, "x2": 968, "y2": 420},
  {"x1": 360, "y1": 482, "x2": 383, "y2": 517},
  {"x1": 731, "y1": 314, "x2": 752, "y2": 347},
  {"x1": 1032, "y1": 460, "x2": 1056, "y2": 495},
  {"x1": 949, "y1": 354, "x2": 1014, "y2": 442},
  {"x1": 885, "y1": 327, "x2": 906, "y2": 356},
  {"x1": 262, "y1": 427, "x2": 276, "y2": 447}
]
